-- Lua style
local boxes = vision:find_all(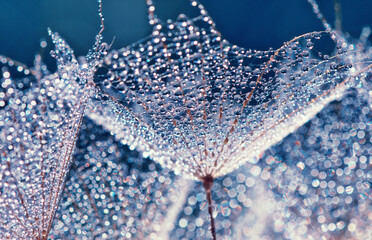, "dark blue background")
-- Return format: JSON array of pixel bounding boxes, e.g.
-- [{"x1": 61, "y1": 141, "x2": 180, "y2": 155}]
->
[{"x1": 1, "y1": 0, "x2": 371, "y2": 69}]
